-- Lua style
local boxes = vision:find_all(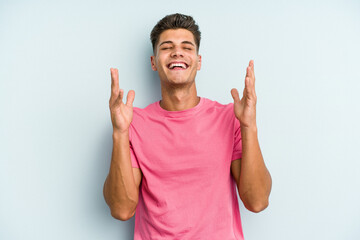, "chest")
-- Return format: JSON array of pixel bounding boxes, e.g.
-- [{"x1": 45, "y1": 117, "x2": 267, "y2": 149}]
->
[{"x1": 133, "y1": 116, "x2": 234, "y2": 177}]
